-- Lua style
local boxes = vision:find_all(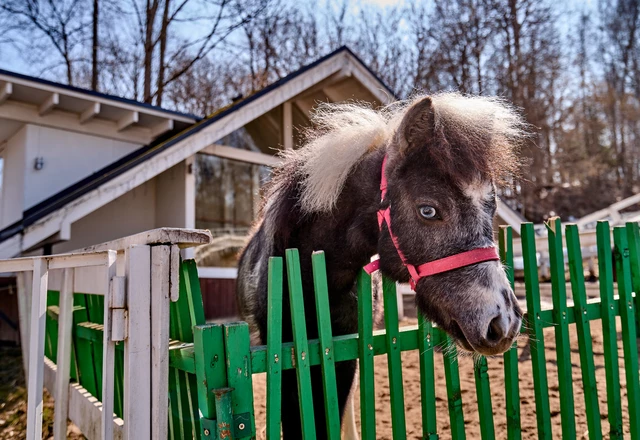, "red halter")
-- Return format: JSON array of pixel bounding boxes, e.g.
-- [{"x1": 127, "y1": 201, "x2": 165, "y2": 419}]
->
[{"x1": 363, "y1": 155, "x2": 500, "y2": 290}]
